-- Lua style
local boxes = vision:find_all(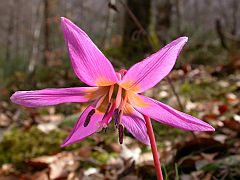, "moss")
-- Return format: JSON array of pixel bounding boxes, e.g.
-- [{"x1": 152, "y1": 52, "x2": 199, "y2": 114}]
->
[
  {"x1": 59, "y1": 113, "x2": 81, "y2": 129},
  {"x1": 179, "y1": 80, "x2": 237, "y2": 102},
  {"x1": 152, "y1": 121, "x2": 188, "y2": 150},
  {"x1": 153, "y1": 122, "x2": 186, "y2": 140},
  {"x1": 80, "y1": 161, "x2": 96, "y2": 169},
  {"x1": 92, "y1": 151, "x2": 110, "y2": 164},
  {"x1": 0, "y1": 127, "x2": 68, "y2": 166}
]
